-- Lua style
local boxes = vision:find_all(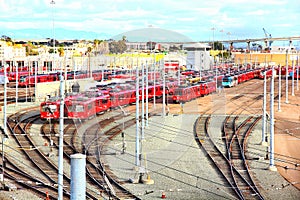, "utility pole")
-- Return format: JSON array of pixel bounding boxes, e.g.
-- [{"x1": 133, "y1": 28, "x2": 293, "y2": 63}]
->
[
  {"x1": 58, "y1": 73, "x2": 65, "y2": 200},
  {"x1": 153, "y1": 55, "x2": 156, "y2": 109},
  {"x1": 292, "y1": 60, "x2": 295, "y2": 96},
  {"x1": 262, "y1": 71, "x2": 267, "y2": 145},
  {"x1": 14, "y1": 58, "x2": 18, "y2": 106},
  {"x1": 162, "y1": 59, "x2": 166, "y2": 117},
  {"x1": 141, "y1": 63, "x2": 145, "y2": 139},
  {"x1": 1, "y1": 62, "x2": 8, "y2": 186},
  {"x1": 278, "y1": 64, "x2": 281, "y2": 112},
  {"x1": 145, "y1": 61, "x2": 149, "y2": 126},
  {"x1": 35, "y1": 60, "x2": 38, "y2": 102},
  {"x1": 135, "y1": 66, "x2": 140, "y2": 167},
  {"x1": 1, "y1": 126, "x2": 8, "y2": 186},
  {"x1": 3, "y1": 63, "x2": 7, "y2": 142},
  {"x1": 269, "y1": 65, "x2": 277, "y2": 171},
  {"x1": 297, "y1": 52, "x2": 299, "y2": 91},
  {"x1": 285, "y1": 47, "x2": 289, "y2": 103},
  {"x1": 51, "y1": 0, "x2": 55, "y2": 73}
]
